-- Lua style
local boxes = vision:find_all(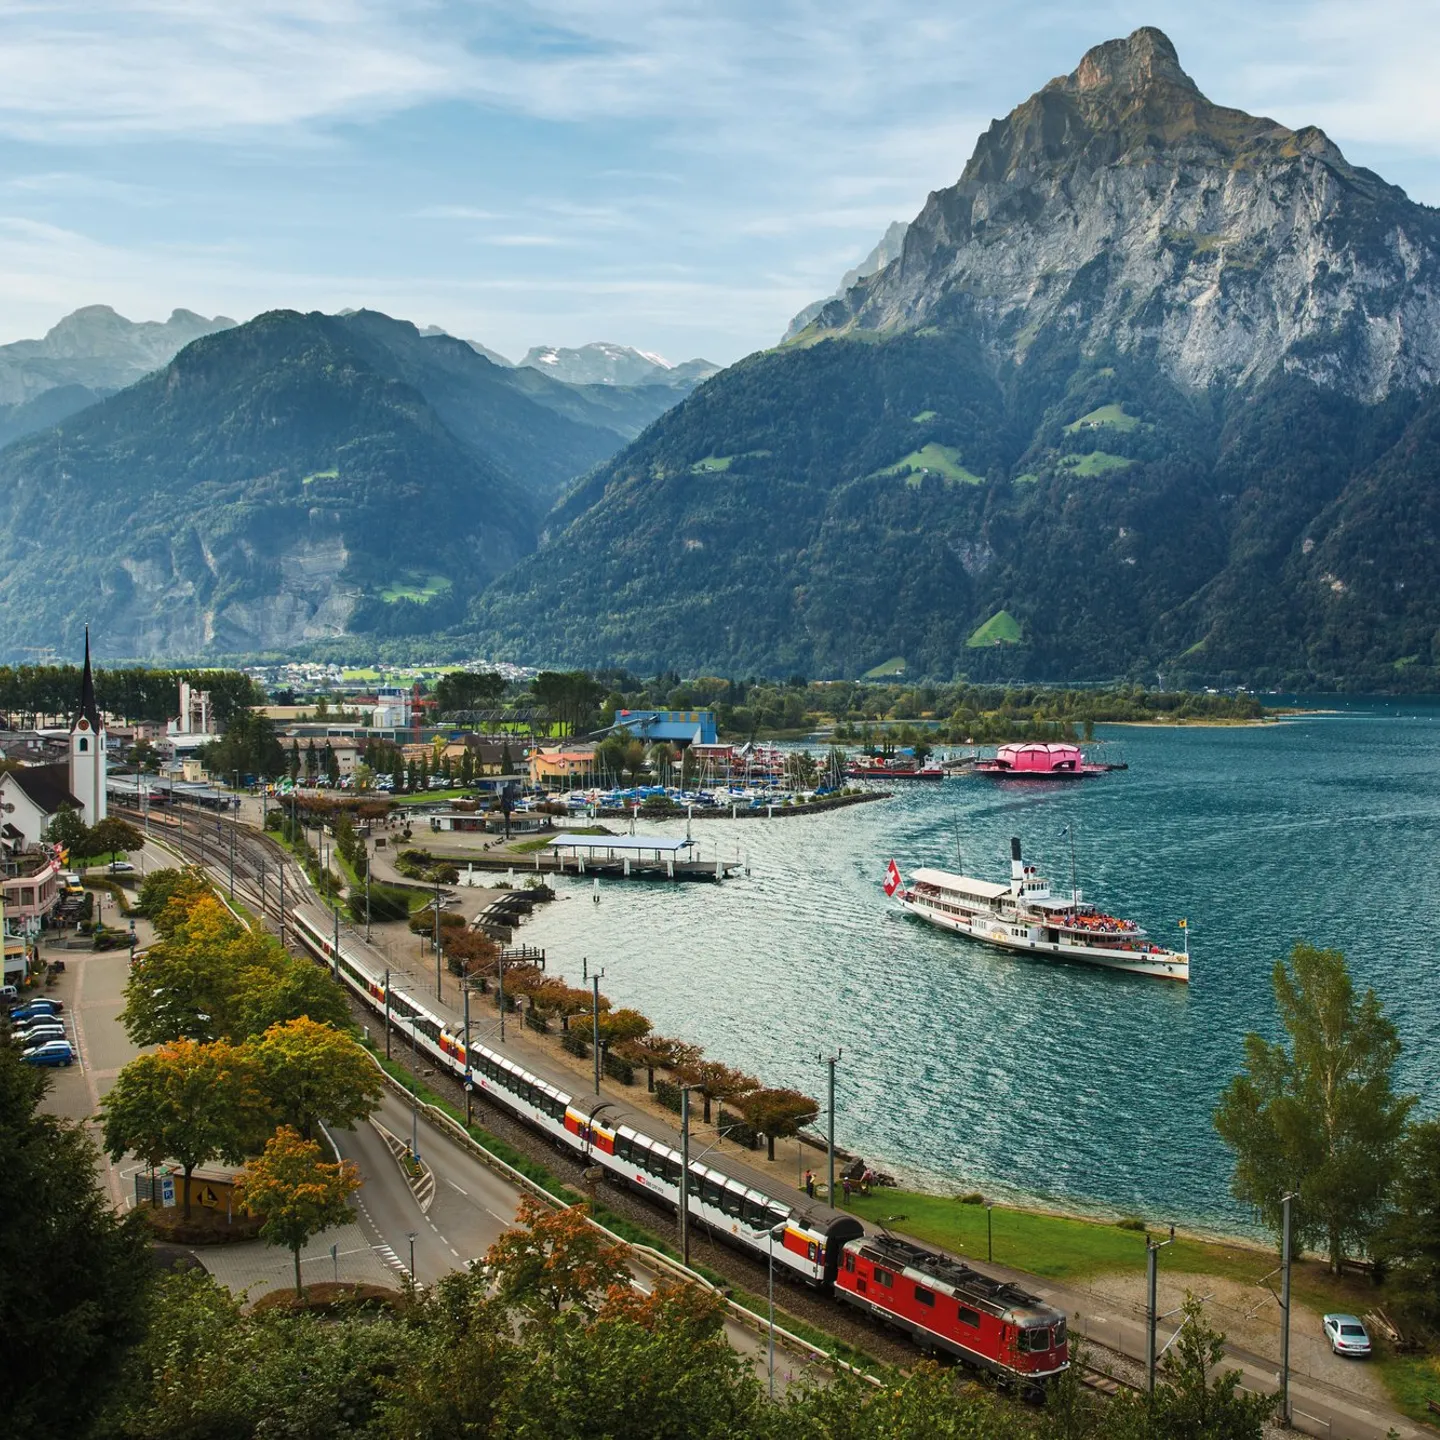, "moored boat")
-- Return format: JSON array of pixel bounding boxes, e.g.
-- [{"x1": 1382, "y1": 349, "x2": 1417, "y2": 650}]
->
[
  {"x1": 884, "y1": 840, "x2": 1189, "y2": 982},
  {"x1": 972, "y1": 742, "x2": 1125, "y2": 778}
]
